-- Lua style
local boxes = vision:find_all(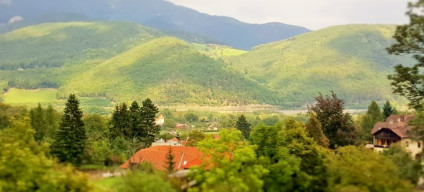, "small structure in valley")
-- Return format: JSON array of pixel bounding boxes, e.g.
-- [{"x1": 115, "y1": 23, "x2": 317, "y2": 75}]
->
[
  {"x1": 371, "y1": 114, "x2": 422, "y2": 158},
  {"x1": 155, "y1": 114, "x2": 165, "y2": 126},
  {"x1": 152, "y1": 138, "x2": 183, "y2": 146}
]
